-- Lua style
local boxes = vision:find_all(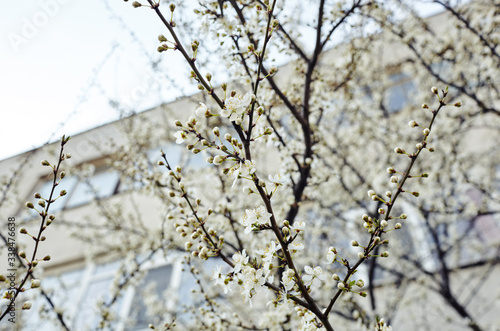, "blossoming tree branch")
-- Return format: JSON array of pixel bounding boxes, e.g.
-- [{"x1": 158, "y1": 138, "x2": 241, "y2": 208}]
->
[{"x1": 123, "y1": 1, "x2": 467, "y2": 330}]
